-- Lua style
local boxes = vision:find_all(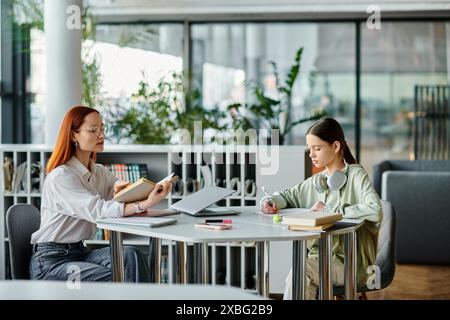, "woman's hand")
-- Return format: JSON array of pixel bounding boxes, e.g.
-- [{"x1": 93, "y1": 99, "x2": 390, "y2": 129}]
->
[
  {"x1": 114, "y1": 180, "x2": 130, "y2": 196},
  {"x1": 310, "y1": 201, "x2": 326, "y2": 212},
  {"x1": 122, "y1": 181, "x2": 172, "y2": 217},
  {"x1": 146, "y1": 180, "x2": 172, "y2": 208},
  {"x1": 261, "y1": 200, "x2": 278, "y2": 214}
]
